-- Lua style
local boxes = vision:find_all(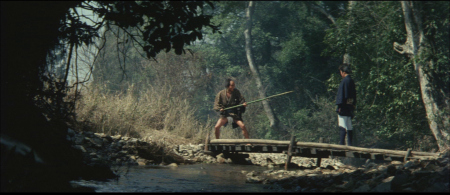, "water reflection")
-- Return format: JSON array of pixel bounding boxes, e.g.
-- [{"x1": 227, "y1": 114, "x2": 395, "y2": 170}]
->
[{"x1": 72, "y1": 163, "x2": 281, "y2": 192}]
